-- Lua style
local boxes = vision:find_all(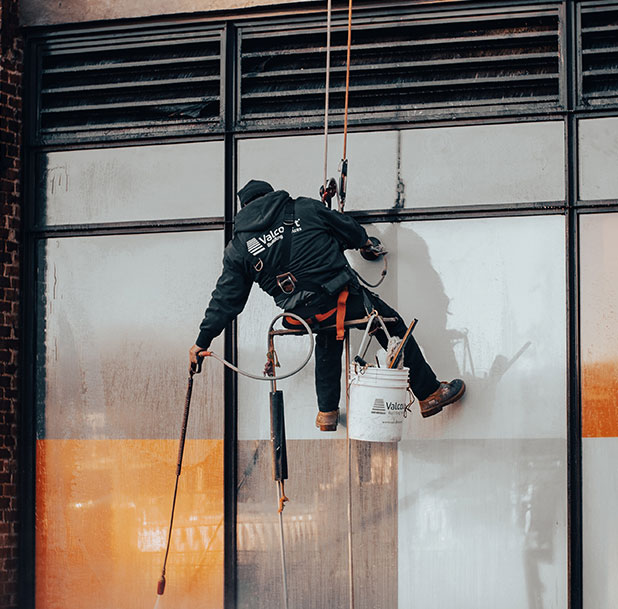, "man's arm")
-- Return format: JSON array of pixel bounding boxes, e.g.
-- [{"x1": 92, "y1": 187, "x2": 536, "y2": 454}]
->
[
  {"x1": 313, "y1": 200, "x2": 369, "y2": 250},
  {"x1": 190, "y1": 241, "x2": 253, "y2": 363}
]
